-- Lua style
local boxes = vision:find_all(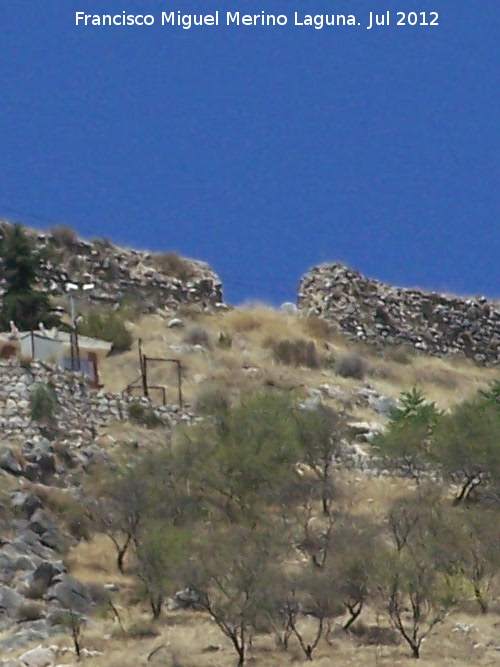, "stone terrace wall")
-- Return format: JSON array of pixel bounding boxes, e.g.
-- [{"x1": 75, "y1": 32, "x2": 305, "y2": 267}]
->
[
  {"x1": 298, "y1": 263, "x2": 500, "y2": 365},
  {"x1": 0, "y1": 359, "x2": 186, "y2": 441}
]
